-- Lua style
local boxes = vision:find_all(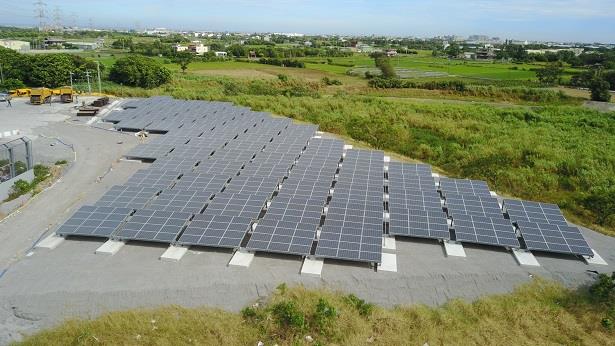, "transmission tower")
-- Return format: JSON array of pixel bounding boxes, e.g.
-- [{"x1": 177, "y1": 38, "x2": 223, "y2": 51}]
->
[
  {"x1": 34, "y1": 0, "x2": 47, "y2": 32},
  {"x1": 52, "y1": 6, "x2": 62, "y2": 31}
]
